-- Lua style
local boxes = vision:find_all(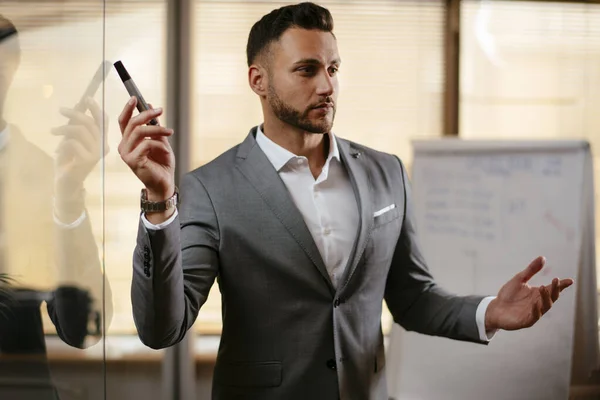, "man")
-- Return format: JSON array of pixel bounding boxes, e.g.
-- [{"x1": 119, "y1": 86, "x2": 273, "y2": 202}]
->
[
  {"x1": 118, "y1": 3, "x2": 573, "y2": 399},
  {"x1": 0, "y1": 15, "x2": 112, "y2": 400}
]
